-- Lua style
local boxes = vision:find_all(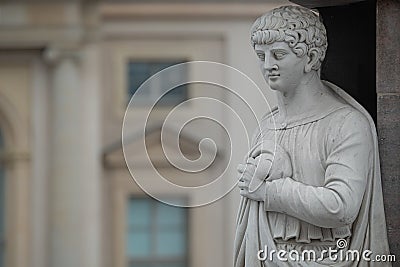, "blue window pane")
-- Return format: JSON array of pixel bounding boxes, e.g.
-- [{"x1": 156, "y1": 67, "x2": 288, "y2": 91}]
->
[
  {"x1": 128, "y1": 62, "x2": 151, "y2": 97},
  {"x1": 156, "y1": 203, "x2": 185, "y2": 228},
  {"x1": 127, "y1": 199, "x2": 151, "y2": 227},
  {"x1": 162, "y1": 85, "x2": 187, "y2": 102},
  {"x1": 155, "y1": 229, "x2": 186, "y2": 257},
  {"x1": 158, "y1": 65, "x2": 187, "y2": 103},
  {"x1": 127, "y1": 197, "x2": 187, "y2": 266},
  {"x1": 127, "y1": 61, "x2": 188, "y2": 105},
  {"x1": 127, "y1": 230, "x2": 151, "y2": 257}
]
